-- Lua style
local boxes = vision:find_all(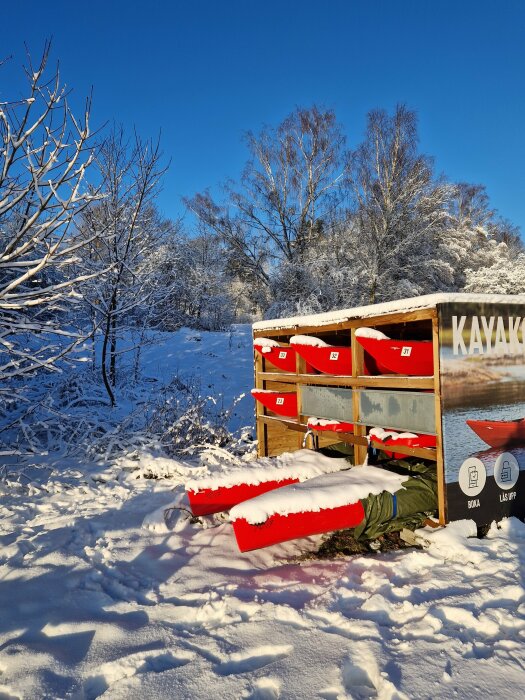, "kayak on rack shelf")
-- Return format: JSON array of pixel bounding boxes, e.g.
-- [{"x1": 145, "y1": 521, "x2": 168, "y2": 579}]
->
[
  {"x1": 186, "y1": 449, "x2": 349, "y2": 516},
  {"x1": 253, "y1": 338, "x2": 297, "y2": 373},
  {"x1": 230, "y1": 465, "x2": 406, "y2": 552},
  {"x1": 466, "y1": 418, "x2": 525, "y2": 448},
  {"x1": 307, "y1": 417, "x2": 354, "y2": 433},
  {"x1": 289, "y1": 334, "x2": 389, "y2": 375},
  {"x1": 368, "y1": 427, "x2": 436, "y2": 459},
  {"x1": 355, "y1": 328, "x2": 434, "y2": 376},
  {"x1": 251, "y1": 389, "x2": 298, "y2": 417}
]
